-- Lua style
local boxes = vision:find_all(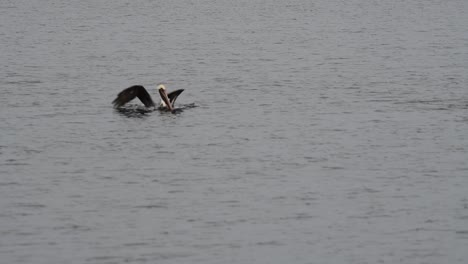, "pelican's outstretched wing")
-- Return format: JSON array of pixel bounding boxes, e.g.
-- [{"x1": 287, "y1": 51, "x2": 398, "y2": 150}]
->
[
  {"x1": 112, "y1": 85, "x2": 155, "y2": 108},
  {"x1": 167, "y1": 89, "x2": 184, "y2": 107}
]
